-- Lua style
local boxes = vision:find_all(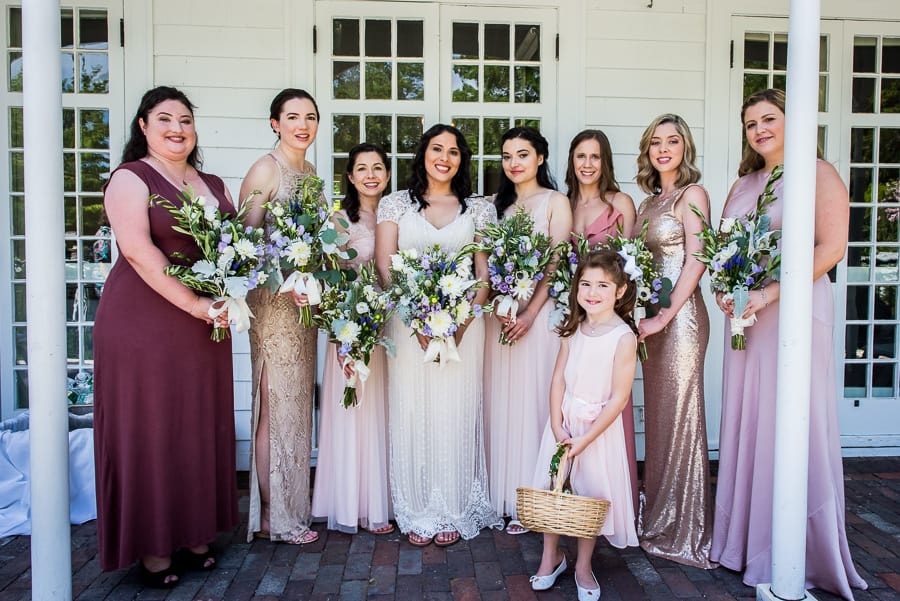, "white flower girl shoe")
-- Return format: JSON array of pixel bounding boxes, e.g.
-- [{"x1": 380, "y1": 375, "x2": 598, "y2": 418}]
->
[
  {"x1": 529, "y1": 556, "x2": 567, "y2": 591},
  {"x1": 576, "y1": 571, "x2": 601, "y2": 600}
]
